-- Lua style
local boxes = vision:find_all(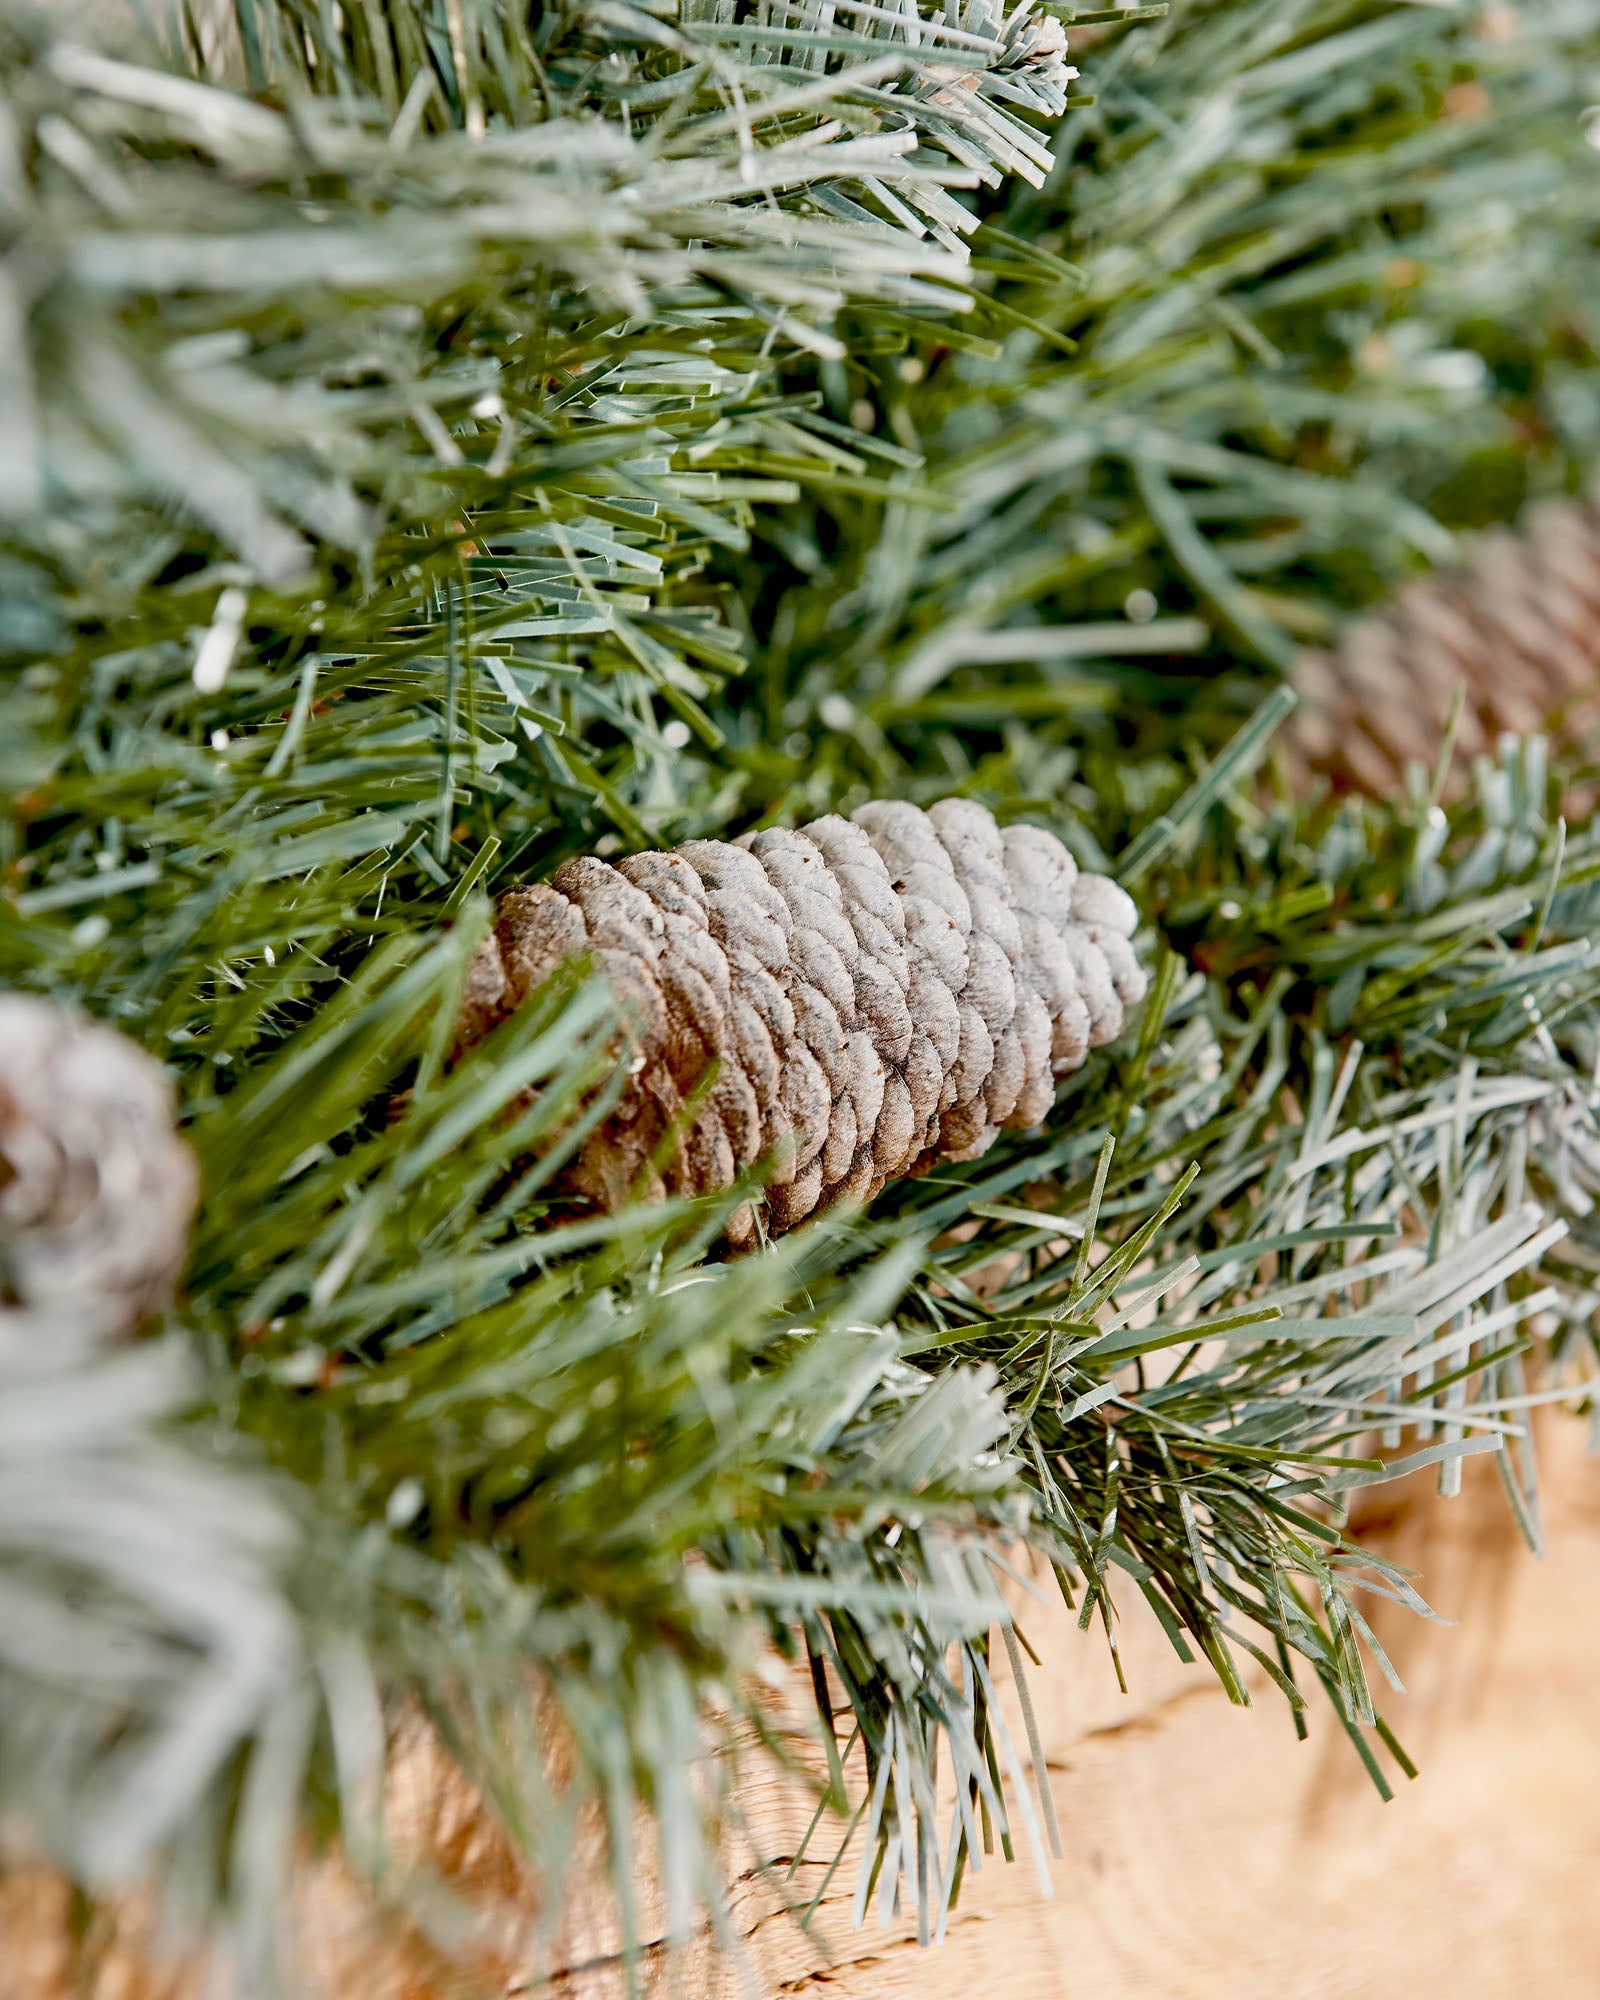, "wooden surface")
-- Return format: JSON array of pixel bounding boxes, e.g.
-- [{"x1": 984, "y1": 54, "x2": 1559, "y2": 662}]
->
[{"x1": 6, "y1": 1419, "x2": 1598, "y2": 1999}]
